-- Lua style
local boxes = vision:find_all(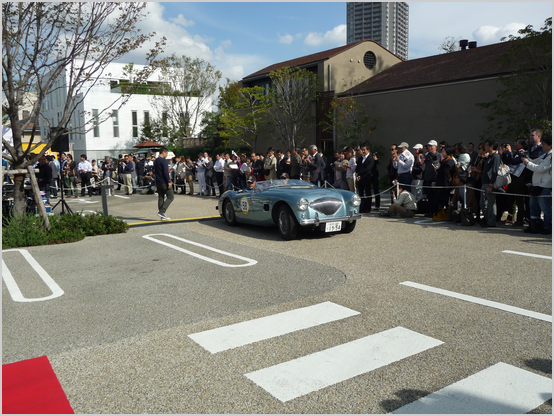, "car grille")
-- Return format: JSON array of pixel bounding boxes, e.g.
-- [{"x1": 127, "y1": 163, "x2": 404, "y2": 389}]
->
[{"x1": 309, "y1": 197, "x2": 342, "y2": 215}]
